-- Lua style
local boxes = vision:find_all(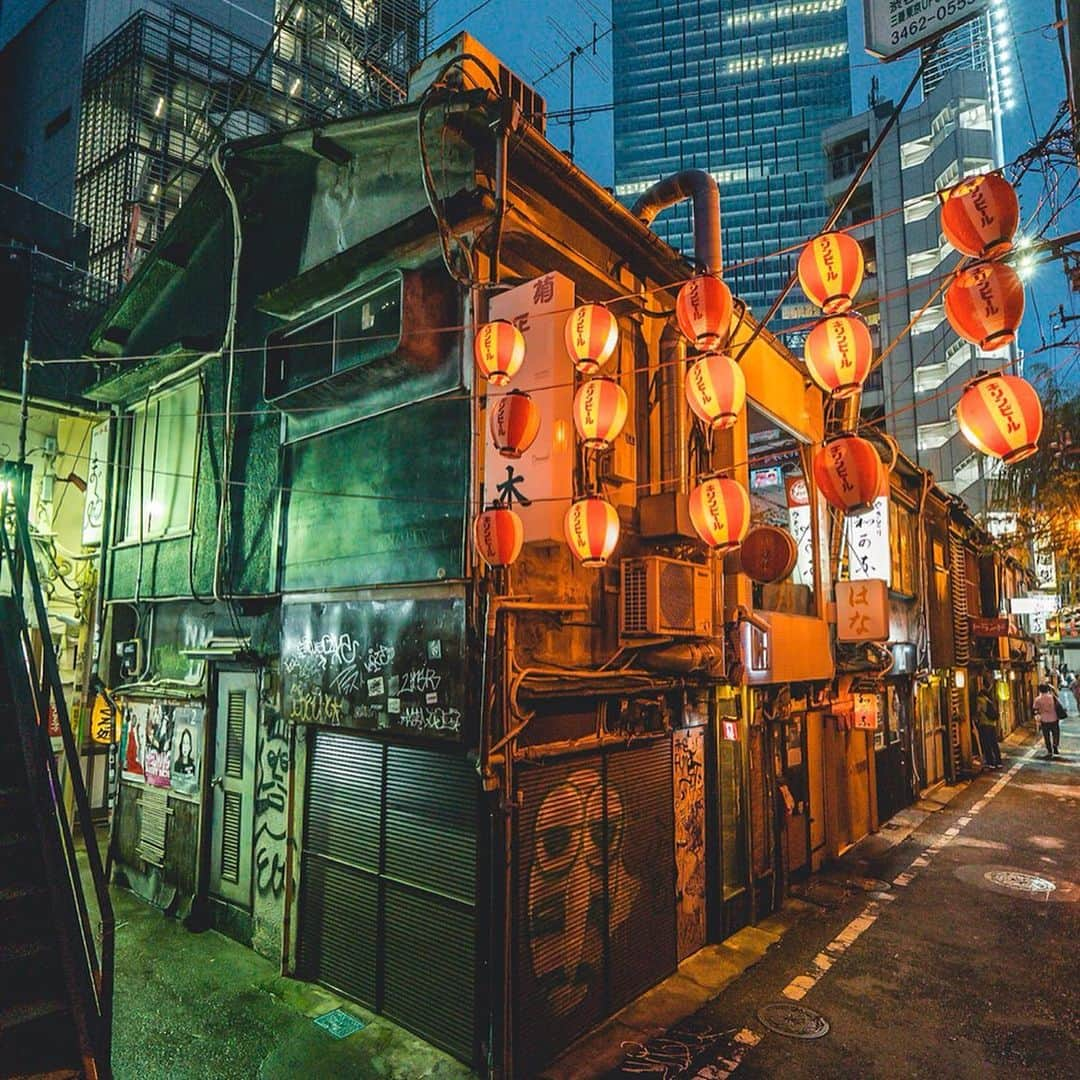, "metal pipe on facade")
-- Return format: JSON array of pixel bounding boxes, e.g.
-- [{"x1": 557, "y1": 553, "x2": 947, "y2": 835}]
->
[
  {"x1": 635, "y1": 641, "x2": 726, "y2": 677},
  {"x1": 631, "y1": 169, "x2": 723, "y2": 273},
  {"x1": 658, "y1": 321, "x2": 687, "y2": 495}
]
